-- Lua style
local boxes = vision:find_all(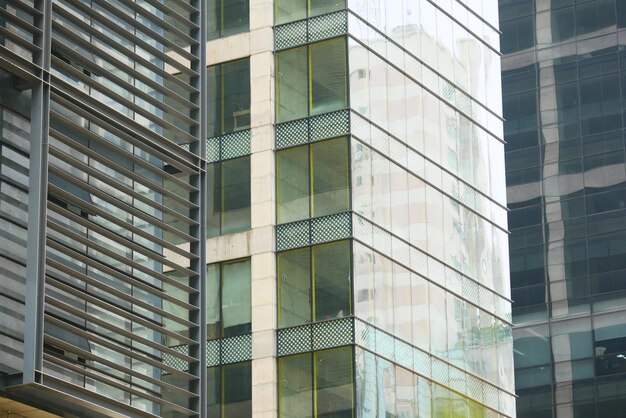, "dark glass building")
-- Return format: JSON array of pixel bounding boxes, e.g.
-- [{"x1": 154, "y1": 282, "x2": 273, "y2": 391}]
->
[{"x1": 500, "y1": 0, "x2": 626, "y2": 416}]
